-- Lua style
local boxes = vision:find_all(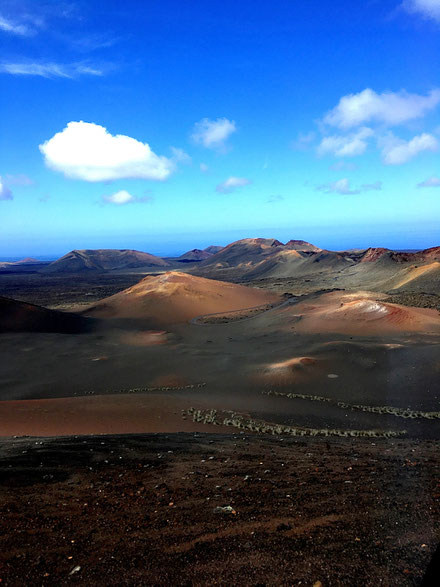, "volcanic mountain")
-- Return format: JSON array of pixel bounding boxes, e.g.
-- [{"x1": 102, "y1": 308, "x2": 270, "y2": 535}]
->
[
  {"x1": 197, "y1": 238, "x2": 284, "y2": 272},
  {"x1": 41, "y1": 249, "x2": 169, "y2": 274},
  {"x1": 284, "y1": 240, "x2": 322, "y2": 252},
  {"x1": 0, "y1": 297, "x2": 91, "y2": 333},
  {"x1": 191, "y1": 238, "x2": 440, "y2": 293},
  {"x1": 195, "y1": 238, "x2": 349, "y2": 281},
  {"x1": 84, "y1": 271, "x2": 281, "y2": 325},
  {"x1": 177, "y1": 249, "x2": 213, "y2": 262}
]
